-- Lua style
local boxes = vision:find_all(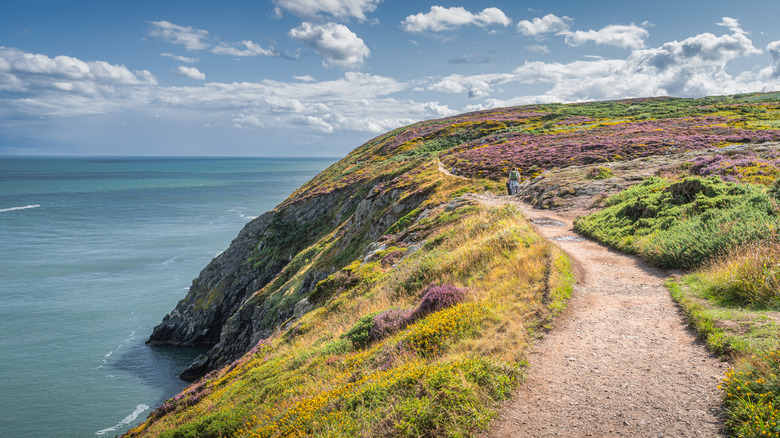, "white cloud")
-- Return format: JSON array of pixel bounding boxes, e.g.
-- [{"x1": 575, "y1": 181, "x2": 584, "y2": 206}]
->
[
  {"x1": 288, "y1": 22, "x2": 369, "y2": 69},
  {"x1": 0, "y1": 49, "x2": 451, "y2": 136},
  {"x1": 429, "y1": 78, "x2": 466, "y2": 94},
  {"x1": 160, "y1": 53, "x2": 198, "y2": 63},
  {"x1": 148, "y1": 21, "x2": 210, "y2": 51},
  {"x1": 429, "y1": 73, "x2": 516, "y2": 98},
  {"x1": 564, "y1": 24, "x2": 649, "y2": 49},
  {"x1": 402, "y1": 6, "x2": 511, "y2": 33},
  {"x1": 717, "y1": 17, "x2": 745, "y2": 35},
  {"x1": 0, "y1": 46, "x2": 156, "y2": 95},
  {"x1": 516, "y1": 14, "x2": 571, "y2": 36},
  {"x1": 626, "y1": 31, "x2": 761, "y2": 74},
  {"x1": 768, "y1": 40, "x2": 780, "y2": 77},
  {"x1": 525, "y1": 44, "x2": 550, "y2": 54},
  {"x1": 211, "y1": 40, "x2": 280, "y2": 57},
  {"x1": 176, "y1": 66, "x2": 205, "y2": 81},
  {"x1": 272, "y1": 0, "x2": 381, "y2": 21},
  {"x1": 294, "y1": 74, "x2": 316, "y2": 82},
  {"x1": 426, "y1": 26, "x2": 777, "y2": 104}
]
